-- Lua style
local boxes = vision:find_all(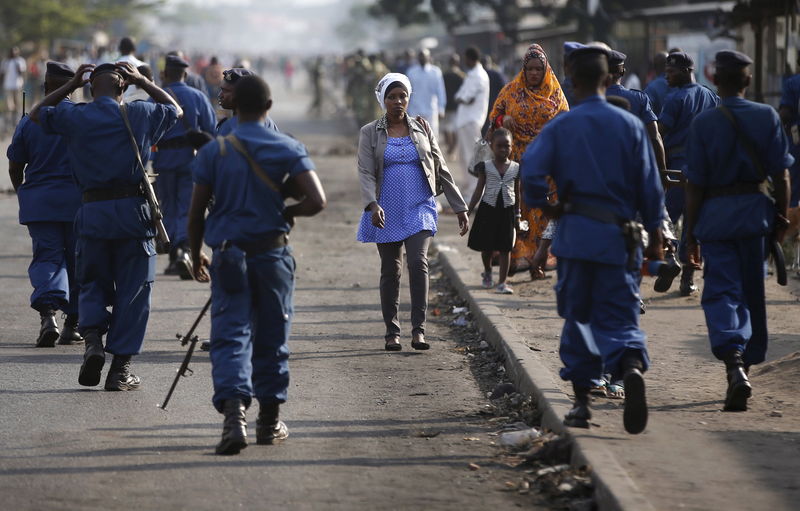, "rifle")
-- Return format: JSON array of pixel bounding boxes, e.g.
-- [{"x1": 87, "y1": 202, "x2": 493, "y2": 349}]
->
[
  {"x1": 119, "y1": 103, "x2": 171, "y2": 254},
  {"x1": 159, "y1": 296, "x2": 212, "y2": 410},
  {"x1": 21, "y1": 91, "x2": 25, "y2": 119}
]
